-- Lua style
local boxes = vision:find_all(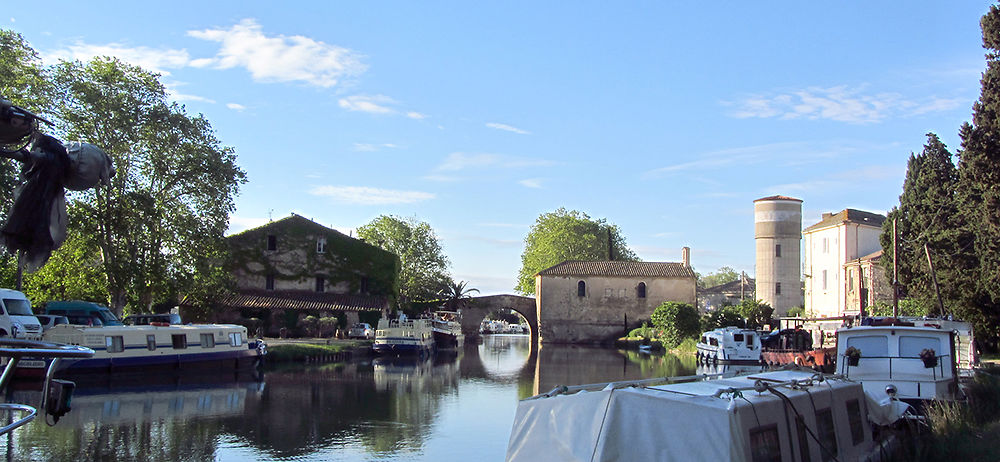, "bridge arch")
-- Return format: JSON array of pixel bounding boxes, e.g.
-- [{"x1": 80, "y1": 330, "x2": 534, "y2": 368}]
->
[{"x1": 459, "y1": 295, "x2": 537, "y2": 344}]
